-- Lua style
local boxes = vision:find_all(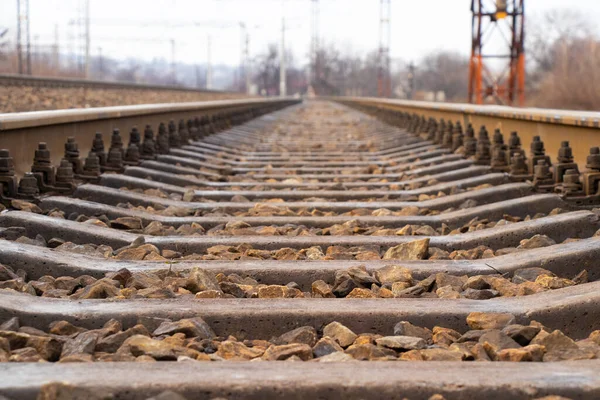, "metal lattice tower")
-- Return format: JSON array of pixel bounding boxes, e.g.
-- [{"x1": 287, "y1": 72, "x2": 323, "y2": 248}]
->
[
  {"x1": 71, "y1": 0, "x2": 89, "y2": 76},
  {"x1": 469, "y1": 0, "x2": 525, "y2": 106},
  {"x1": 377, "y1": 0, "x2": 391, "y2": 98},
  {"x1": 84, "y1": 0, "x2": 90, "y2": 78},
  {"x1": 170, "y1": 39, "x2": 176, "y2": 84},
  {"x1": 206, "y1": 35, "x2": 212, "y2": 90},
  {"x1": 0, "y1": 27, "x2": 8, "y2": 64},
  {"x1": 16, "y1": 0, "x2": 32, "y2": 75},
  {"x1": 244, "y1": 29, "x2": 250, "y2": 95},
  {"x1": 279, "y1": 11, "x2": 286, "y2": 96},
  {"x1": 239, "y1": 23, "x2": 250, "y2": 94}
]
